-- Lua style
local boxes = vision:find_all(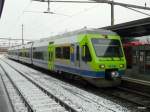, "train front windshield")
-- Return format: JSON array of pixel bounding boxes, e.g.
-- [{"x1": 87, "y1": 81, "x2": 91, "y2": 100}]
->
[{"x1": 91, "y1": 38, "x2": 123, "y2": 57}]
